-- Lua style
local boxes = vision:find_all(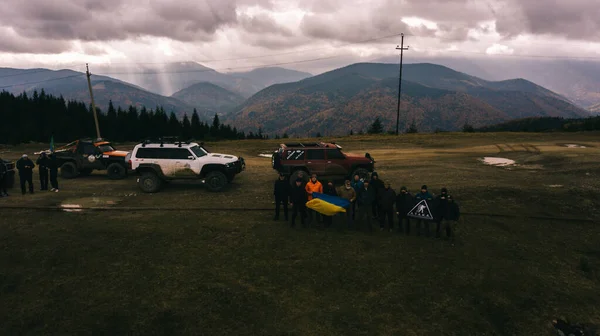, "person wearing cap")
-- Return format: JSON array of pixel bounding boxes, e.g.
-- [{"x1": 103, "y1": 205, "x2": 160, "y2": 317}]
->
[
  {"x1": 36, "y1": 152, "x2": 50, "y2": 191},
  {"x1": 369, "y1": 171, "x2": 384, "y2": 220},
  {"x1": 395, "y1": 186, "x2": 414, "y2": 234},
  {"x1": 414, "y1": 185, "x2": 434, "y2": 236},
  {"x1": 434, "y1": 187, "x2": 457, "y2": 239},
  {"x1": 273, "y1": 173, "x2": 290, "y2": 221},
  {"x1": 338, "y1": 178, "x2": 357, "y2": 229},
  {"x1": 379, "y1": 181, "x2": 396, "y2": 232},
  {"x1": 290, "y1": 177, "x2": 308, "y2": 227},
  {"x1": 16, "y1": 154, "x2": 35, "y2": 195}
]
